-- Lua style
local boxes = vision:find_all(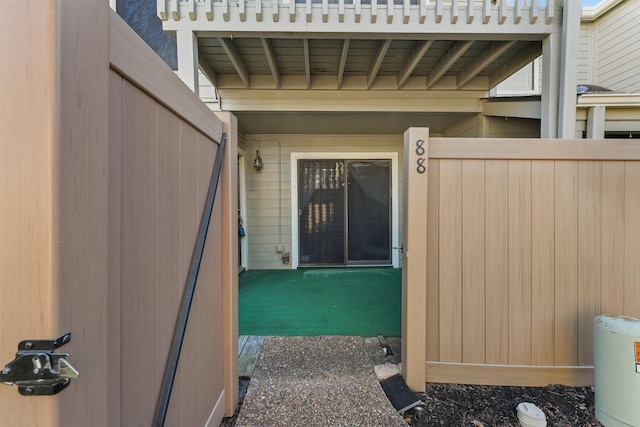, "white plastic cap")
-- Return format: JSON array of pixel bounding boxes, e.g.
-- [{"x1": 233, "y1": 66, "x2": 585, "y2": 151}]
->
[{"x1": 516, "y1": 402, "x2": 547, "y2": 427}]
